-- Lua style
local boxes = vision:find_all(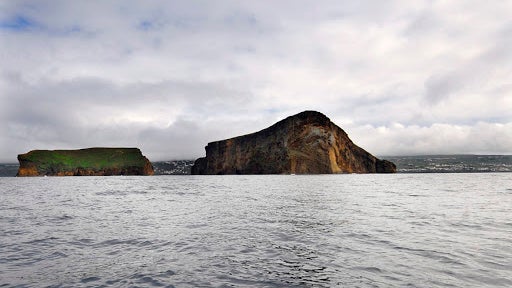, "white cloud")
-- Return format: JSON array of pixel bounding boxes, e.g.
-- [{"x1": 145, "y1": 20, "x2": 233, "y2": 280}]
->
[
  {"x1": 0, "y1": 1, "x2": 511, "y2": 162},
  {"x1": 349, "y1": 122, "x2": 512, "y2": 156}
]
